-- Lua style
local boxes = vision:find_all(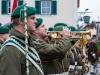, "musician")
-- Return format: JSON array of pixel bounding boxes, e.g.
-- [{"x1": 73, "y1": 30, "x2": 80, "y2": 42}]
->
[
  {"x1": 30, "y1": 20, "x2": 71, "y2": 75},
  {"x1": 0, "y1": 5, "x2": 44, "y2": 75},
  {"x1": 44, "y1": 27, "x2": 54, "y2": 44},
  {"x1": 52, "y1": 24, "x2": 74, "y2": 75},
  {"x1": 69, "y1": 28, "x2": 85, "y2": 75},
  {"x1": 88, "y1": 35, "x2": 98, "y2": 74},
  {"x1": 74, "y1": 41, "x2": 85, "y2": 75},
  {"x1": 0, "y1": 24, "x2": 10, "y2": 48}
]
